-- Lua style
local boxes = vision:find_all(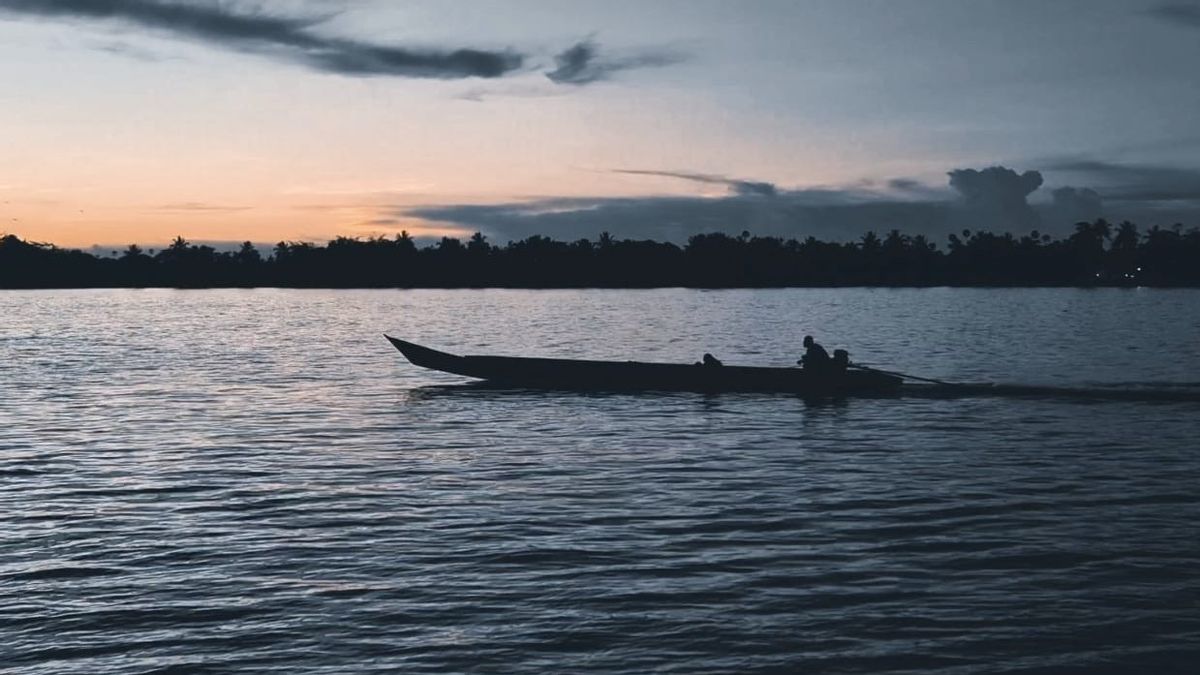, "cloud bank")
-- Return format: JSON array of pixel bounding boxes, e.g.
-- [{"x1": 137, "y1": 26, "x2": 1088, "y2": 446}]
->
[
  {"x1": 1047, "y1": 159, "x2": 1200, "y2": 202},
  {"x1": 401, "y1": 164, "x2": 1200, "y2": 244}
]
